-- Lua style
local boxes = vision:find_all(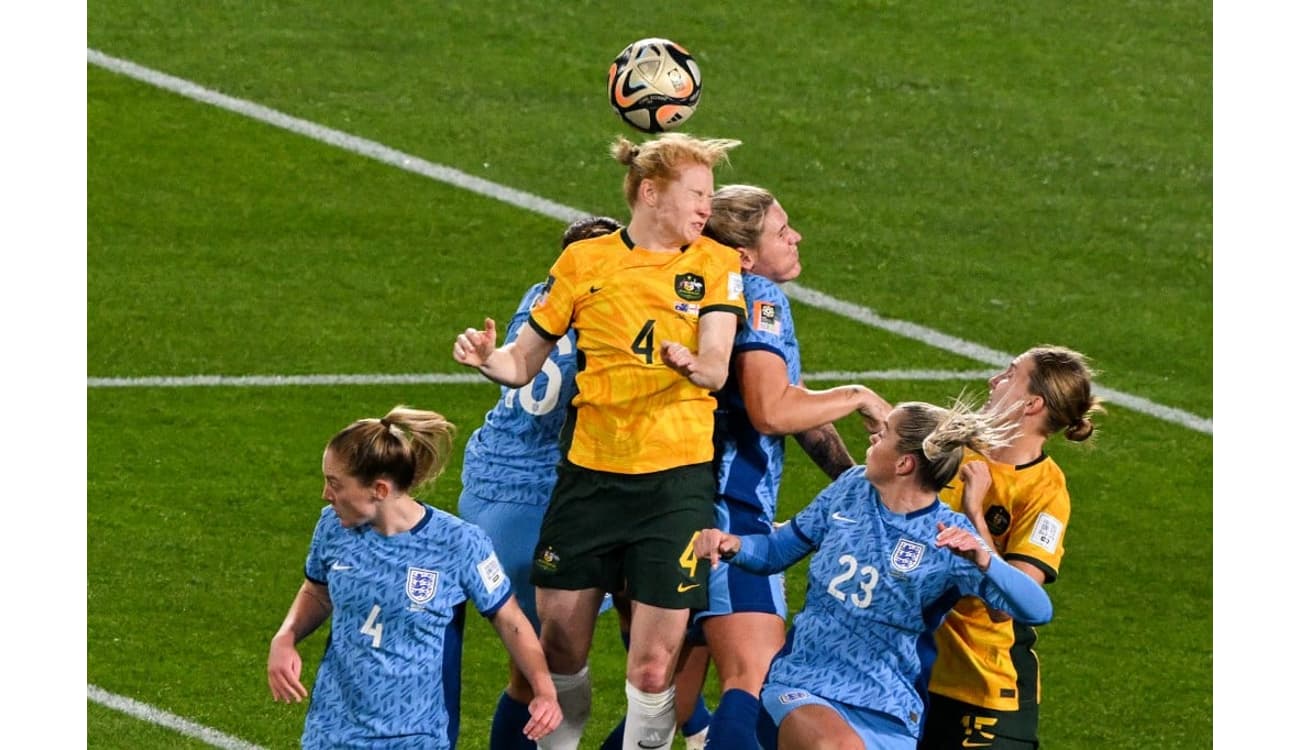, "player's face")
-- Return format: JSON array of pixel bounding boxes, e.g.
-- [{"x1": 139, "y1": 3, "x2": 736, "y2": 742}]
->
[
  {"x1": 985, "y1": 354, "x2": 1037, "y2": 416},
  {"x1": 745, "y1": 200, "x2": 803, "y2": 282},
  {"x1": 321, "y1": 449, "x2": 377, "y2": 528},
  {"x1": 655, "y1": 163, "x2": 715, "y2": 245},
  {"x1": 865, "y1": 410, "x2": 901, "y2": 484}
]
